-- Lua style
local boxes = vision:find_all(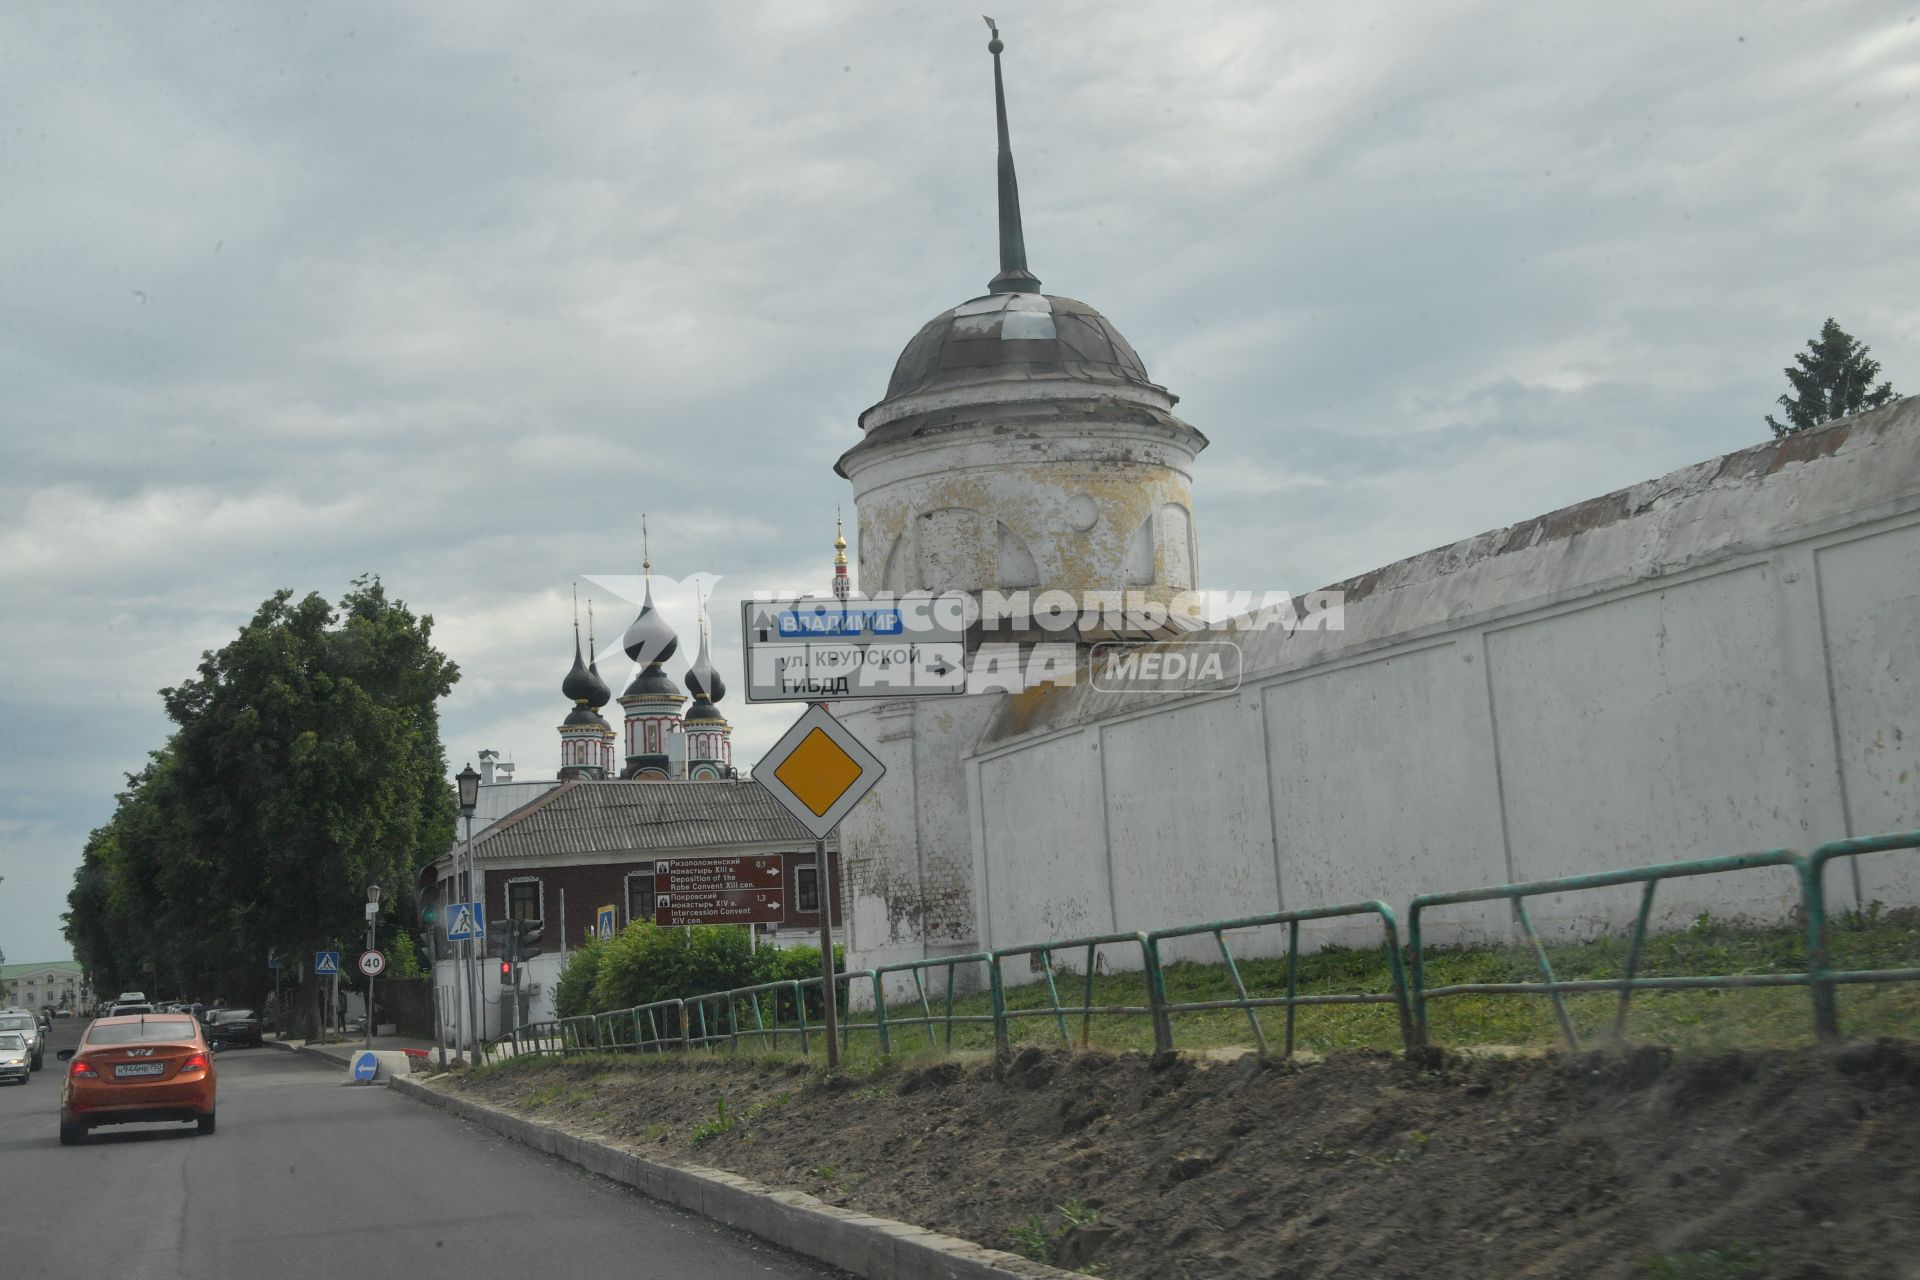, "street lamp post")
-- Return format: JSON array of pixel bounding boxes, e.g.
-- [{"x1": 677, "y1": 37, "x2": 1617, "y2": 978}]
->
[
  {"x1": 364, "y1": 884, "x2": 382, "y2": 1052},
  {"x1": 455, "y1": 763, "x2": 482, "y2": 1066}
]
